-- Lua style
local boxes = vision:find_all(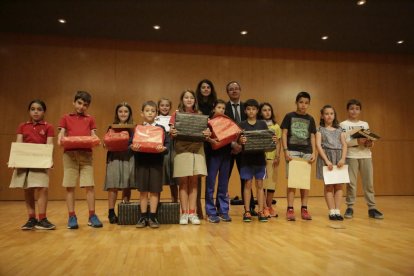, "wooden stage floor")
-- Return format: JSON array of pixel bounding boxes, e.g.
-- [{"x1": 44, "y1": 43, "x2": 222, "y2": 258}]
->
[{"x1": 0, "y1": 196, "x2": 413, "y2": 275}]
